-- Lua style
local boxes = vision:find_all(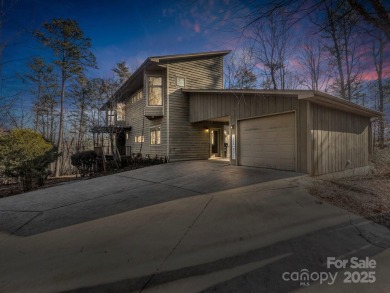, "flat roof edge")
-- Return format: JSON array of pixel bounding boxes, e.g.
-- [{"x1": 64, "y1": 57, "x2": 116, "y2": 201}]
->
[{"x1": 183, "y1": 89, "x2": 382, "y2": 118}]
